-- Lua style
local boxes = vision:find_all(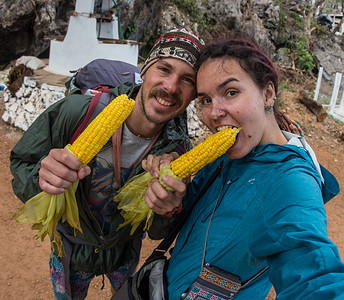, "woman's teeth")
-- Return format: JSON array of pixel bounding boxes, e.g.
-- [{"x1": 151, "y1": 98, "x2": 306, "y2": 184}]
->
[{"x1": 217, "y1": 126, "x2": 233, "y2": 132}]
